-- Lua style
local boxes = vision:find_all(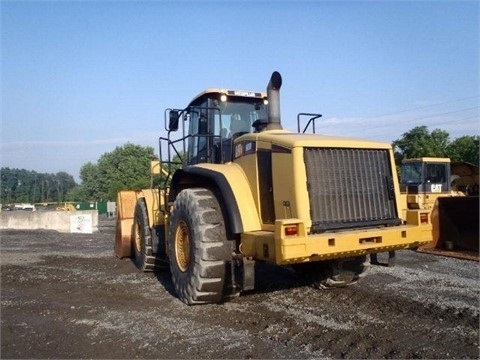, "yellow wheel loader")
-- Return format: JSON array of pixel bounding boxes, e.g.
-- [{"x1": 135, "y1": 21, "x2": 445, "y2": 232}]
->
[
  {"x1": 116, "y1": 71, "x2": 433, "y2": 305},
  {"x1": 399, "y1": 157, "x2": 479, "y2": 261}
]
